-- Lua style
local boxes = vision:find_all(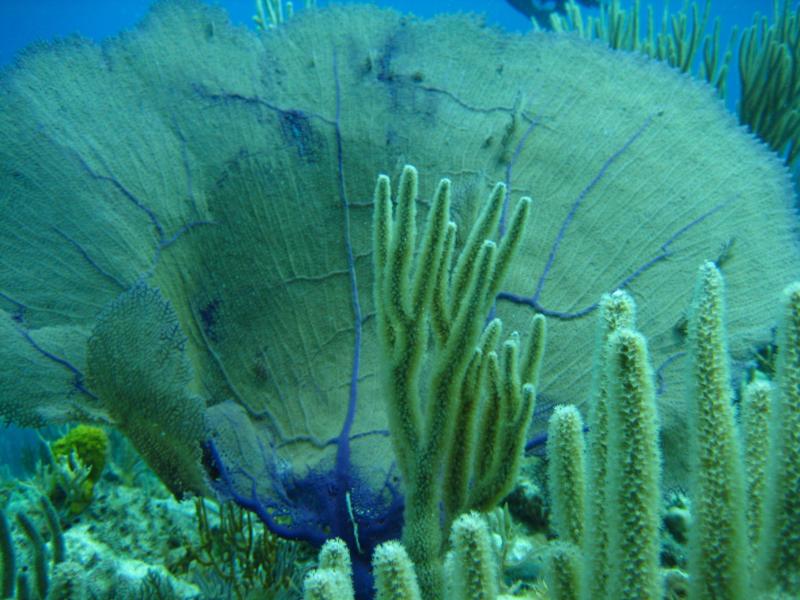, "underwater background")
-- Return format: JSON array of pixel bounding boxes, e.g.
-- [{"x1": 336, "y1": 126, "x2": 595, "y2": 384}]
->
[{"x1": 1, "y1": 0, "x2": 800, "y2": 599}]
